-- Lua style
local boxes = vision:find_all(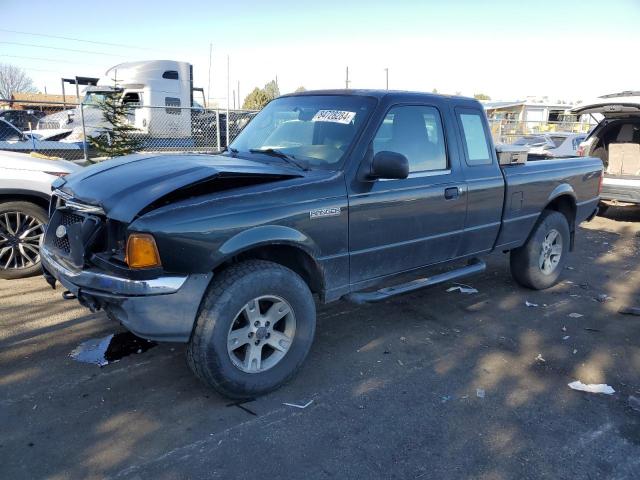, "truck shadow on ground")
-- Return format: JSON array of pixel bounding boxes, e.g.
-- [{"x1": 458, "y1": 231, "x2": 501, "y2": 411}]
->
[{"x1": 2, "y1": 217, "x2": 640, "y2": 479}]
